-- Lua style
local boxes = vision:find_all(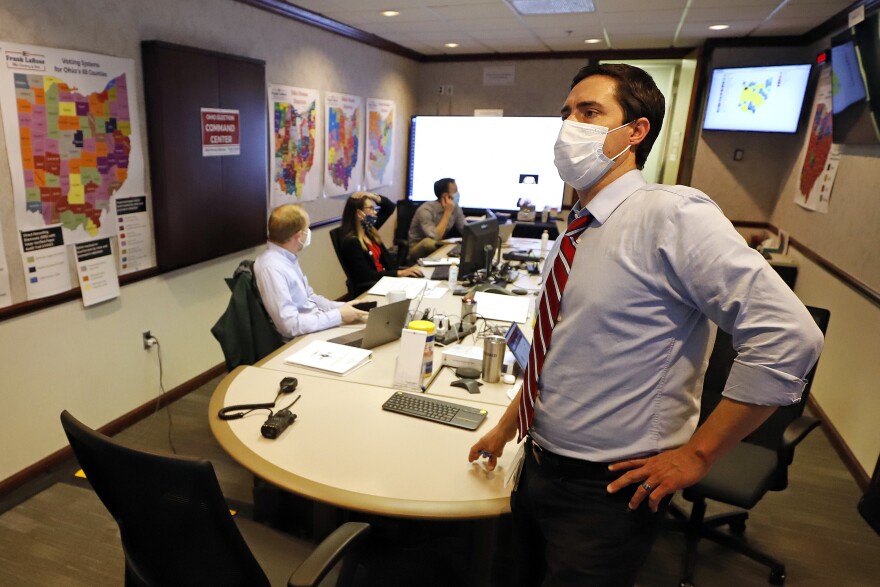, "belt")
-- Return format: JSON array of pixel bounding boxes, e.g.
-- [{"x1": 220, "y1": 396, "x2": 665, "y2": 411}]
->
[{"x1": 527, "y1": 437, "x2": 611, "y2": 480}]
